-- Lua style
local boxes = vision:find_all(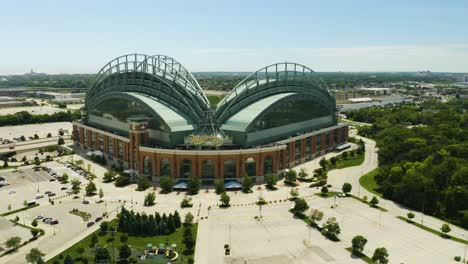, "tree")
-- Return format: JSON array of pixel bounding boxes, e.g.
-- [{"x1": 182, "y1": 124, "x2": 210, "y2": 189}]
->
[
  {"x1": 115, "y1": 175, "x2": 130, "y2": 187},
  {"x1": 144, "y1": 192, "x2": 156, "y2": 206},
  {"x1": 103, "y1": 171, "x2": 116, "y2": 182},
  {"x1": 99, "y1": 188, "x2": 104, "y2": 199},
  {"x1": 85, "y1": 181, "x2": 97, "y2": 196},
  {"x1": 47, "y1": 133, "x2": 52, "y2": 138},
  {"x1": 100, "y1": 221, "x2": 109, "y2": 233},
  {"x1": 34, "y1": 134, "x2": 39, "y2": 139},
  {"x1": 181, "y1": 197, "x2": 193, "y2": 208},
  {"x1": 76, "y1": 247, "x2": 85, "y2": 260},
  {"x1": 330, "y1": 156, "x2": 337, "y2": 166},
  {"x1": 120, "y1": 233, "x2": 128, "y2": 243},
  {"x1": 441, "y1": 224, "x2": 451, "y2": 236},
  {"x1": 321, "y1": 186, "x2": 329, "y2": 195},
  {"x1": 342, "y1": 183, "x2": 352, "y2": 195},
  {"x1": 220, "y1": 192, "x2": 230, "y2": 208},
  {"x1": 25, "y1": 248, "x2": 45, "y2": 263},
  {"x1": 31, "y1": 229, "x2": 39, "y2": 238},
  {"x1": 298, "y1": 168, "x2": 308, "y2": 179},
  {"x1": 187, "y1": 176, "x2": 200, "y2": 195},
  {"x1": 34, "y1": 159, "x2": 41, "y2": 166},
  {"x1": 291, "y1": 198, "x2": 309, "y2": 217},
  {"x1": 58, "y1": 137, "x2": 65, "y2": 145},
  {"x1": 71, "y1": 179, "x2": 81, "y2": 195},
  {"x1": 407, "y1": 212, "x2": 415, "y2": 221},
  {"x1": 289, "y1": 187, "x2": 299, "y2": 200},
  {"x1": 342, "y1": 151, "x2": 349, "y2": 159},
  {"x1": 372, "y1": 247, "x2": 389, "y2": 264},
  {"x1": 319, "y1": 158, "x2": 327, "y2": 170},
  {"x1": 370, "y1": 196, "x2": 379, "y2": 207},
  {"x1": 184, "y1": 212, "x2": 194, "y2": 226},
  {"x1": 284, "y1": 169, "x2": 297, "y2": 185},
  {"x1": 94, "y1": 247, "x2": 111, "y2": 263},
  {"x1": 119, "y1": 244, "x2": 132, "y2": 259},
  {"x1": 265, "y1": 173, "x2": 278, "y2": 190},
  {"x1": 3, "y1": 160, "x2": 8, "y2": 168},
  {"x1": 351, "y1": 235, "x2": 367, "y2": 255},
  {"x1": 31, "y1": 219, "x2": 38, "y2": 227},
  {"x1": 136, "y1": 177, "x2": 151, "y2": 191},
  {"x1": 215, "y1": 180, "x2": 225, "y2": 194},
  {"x1": 61, "y1": 173, "x2": 69, "y2": 183},
  {"x1": 5, "y1": 236, "x2": 21, "y2": 249},
  {"x1": 322, "y1": 217, "x2": 341, "y2": 241},
  {"x1": 242, "y1": 175, "x2": 253, "y2": 193},
  {"x1": 90, "y1": 234, "x2": 98, "y2": 247},
  {"x1": 309, "y1": 209, "x2": 324, "y2": 226},
  {"x1": 160, "y1": 176, "x2": 173, "y2": 193},
  {"x1": 64, "y1": 255, "x2": 74, "y2": 264}
]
